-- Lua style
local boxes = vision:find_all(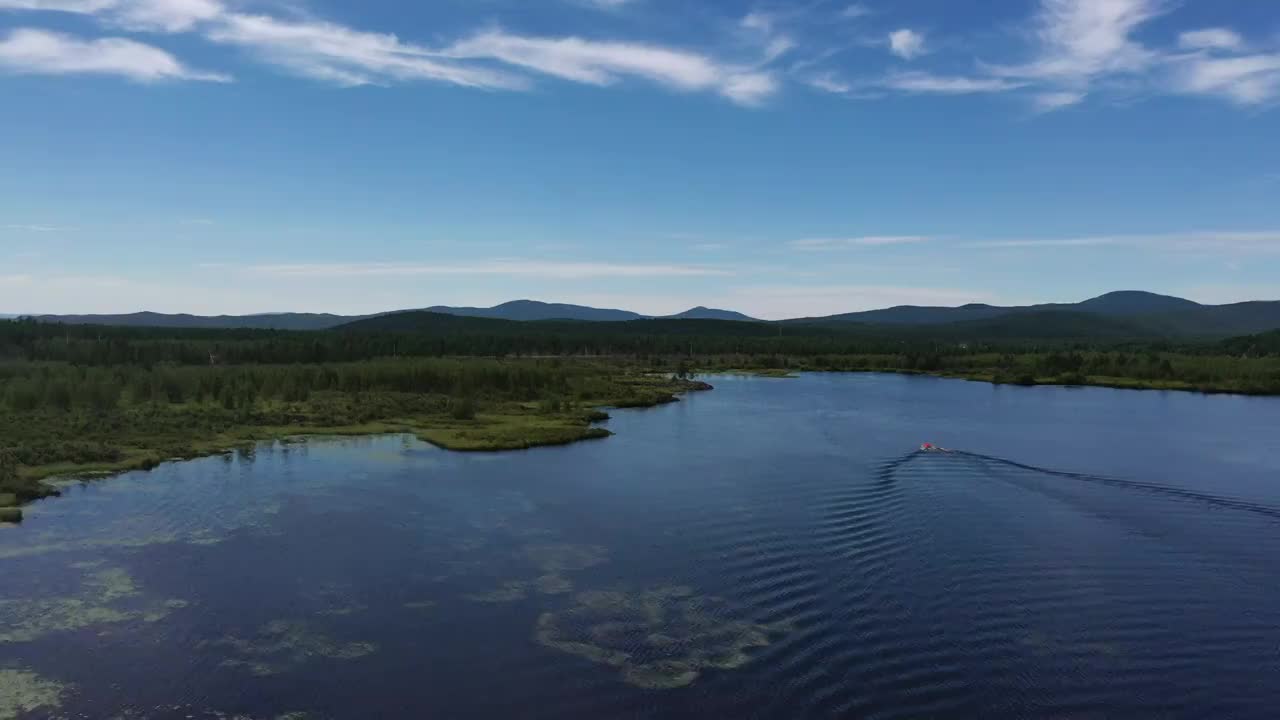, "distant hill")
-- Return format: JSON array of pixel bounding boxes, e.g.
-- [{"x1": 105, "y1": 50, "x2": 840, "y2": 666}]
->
[
  {"x1": 24, "y1": 291, "x2": 1280, "y2": 337},
  {"x1": 425, "y1": 300, "x2": 643, "y2": 322},
  {"x1": 1072, "y1": 290, "x2": 1201, "y2": 316},
  {"x1": 339, "y1": 311, "x2": 783, "y2": 337},
  {"x1": 31, "y1": 311, "x2": 372, "y2": 331},
  {"x1": 790, "y1": 291, "x2": 1280, "y2": 337},
  {"x1": 661, "y1": 307, "x2": 758, "y2": 321},
  {"x1": 788, "y1": 303, "x2": 1009, "y2": 326}
]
